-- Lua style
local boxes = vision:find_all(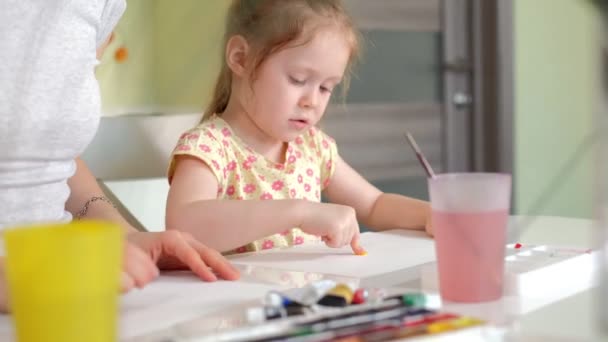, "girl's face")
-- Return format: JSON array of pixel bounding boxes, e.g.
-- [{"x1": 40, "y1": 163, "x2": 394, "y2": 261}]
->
[{"x1": 241, "y1": 27, "x2": 351, "y2": 143}]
